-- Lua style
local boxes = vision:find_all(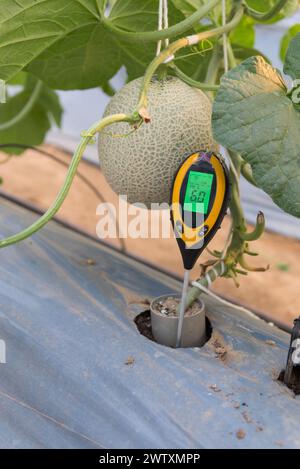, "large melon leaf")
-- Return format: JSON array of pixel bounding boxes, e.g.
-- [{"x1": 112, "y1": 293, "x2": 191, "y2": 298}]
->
[
  {"x1": 26, "y1": 22, "x2": 123, "y2": 90},
  {"x1": 0, "y1": 0, "x2": 100, "y2": 82},
  {"x1": 0, "y1": 0, "x2": 184, "y2": 89},
  {"x1": 212, "y1": 55, "x2": 300, "y2": 218},
  {"x1": 170, "y1": 1, "x2": 206, "y2": 16}
]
